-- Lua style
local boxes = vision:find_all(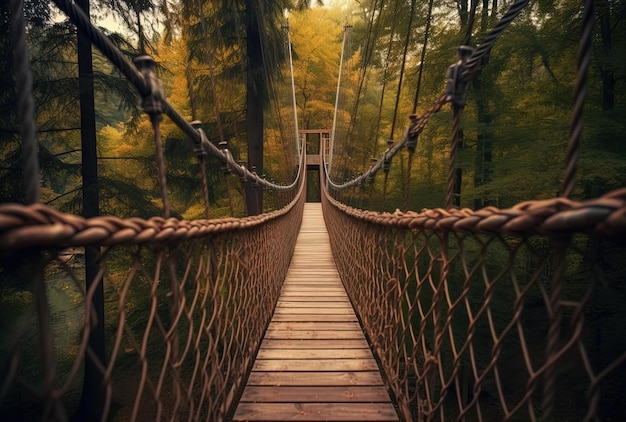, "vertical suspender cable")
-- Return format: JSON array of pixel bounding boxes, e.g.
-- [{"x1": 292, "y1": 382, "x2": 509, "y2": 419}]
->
[
  {"x1": 287, "y1": 23, "x2": 300, "y2": 161},
  {"x1": 412, "y1": 0, "x2": 435, "y2": 114},
  {"x1": 390, "y1": 0, "x2": 417, "y2": 142},
  {"x1": 330, "y1": 25, "x2": 350, "y2": 180},
  {"x1": 374, "y1": 0, "x2": 401, "y2": 150}
]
